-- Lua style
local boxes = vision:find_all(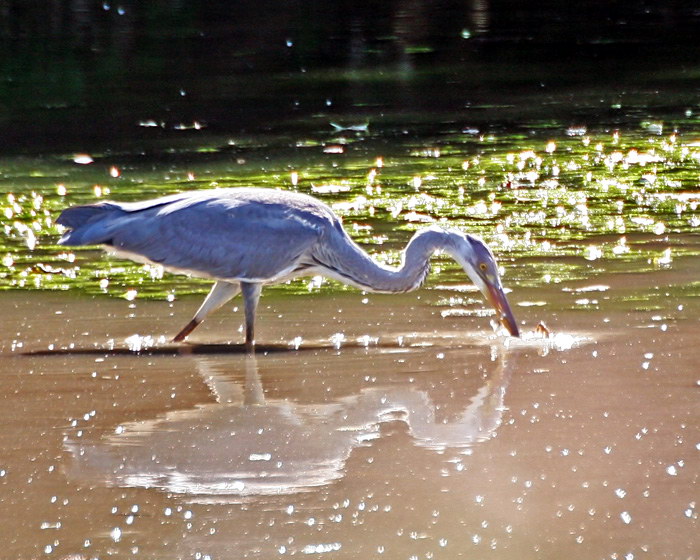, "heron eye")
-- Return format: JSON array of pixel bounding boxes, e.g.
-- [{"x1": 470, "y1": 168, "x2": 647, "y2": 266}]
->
[{"x1": 479, "y1": 262, "x2": 488, "y2": 272}]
